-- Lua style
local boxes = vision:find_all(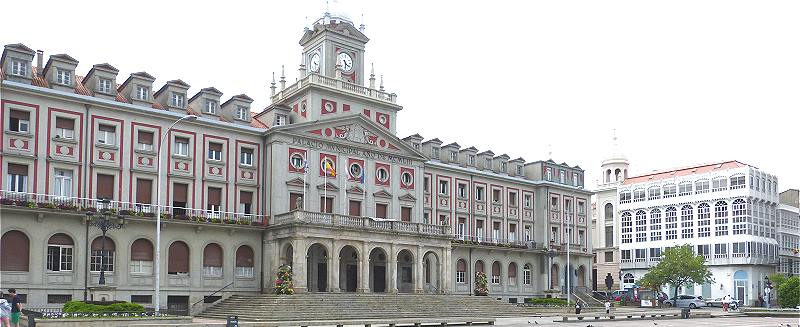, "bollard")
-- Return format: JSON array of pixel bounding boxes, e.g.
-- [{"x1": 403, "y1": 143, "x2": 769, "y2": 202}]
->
[{"x1": 226, "y1": 315, "x2": 239, "y2": 327}]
